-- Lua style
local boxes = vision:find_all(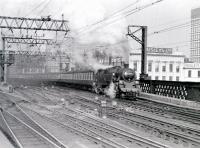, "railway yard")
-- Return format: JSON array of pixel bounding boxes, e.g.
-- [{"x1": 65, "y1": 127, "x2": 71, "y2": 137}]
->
[
  {"x1": 0, "y1": 85, "x2": 200, "y2": 148},
  {"x1": 1, "y1": 0, "x2": 200, "y2": 148}
]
